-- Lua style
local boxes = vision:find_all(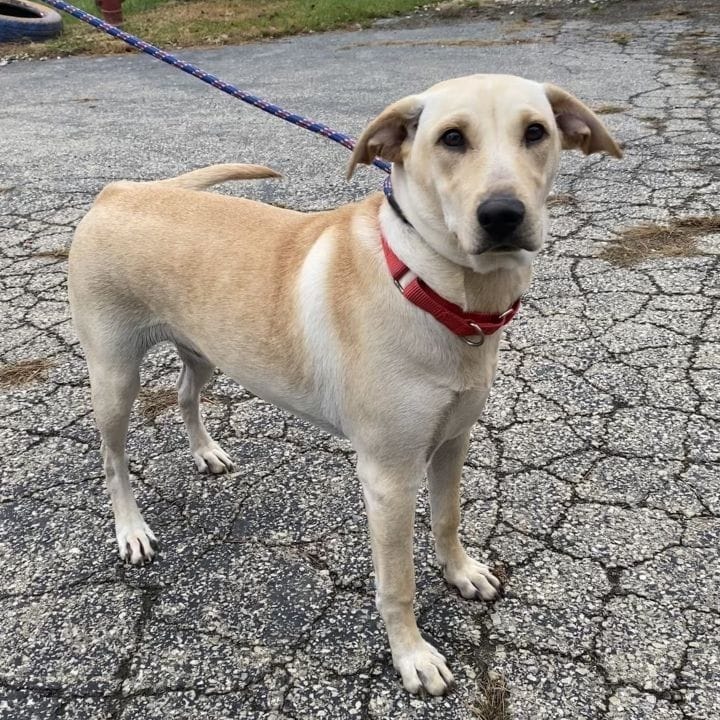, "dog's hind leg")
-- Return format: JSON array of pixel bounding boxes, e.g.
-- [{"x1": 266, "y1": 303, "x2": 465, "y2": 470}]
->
[
  {"x1": 176, "y1": 346, "x2": 235, "y2": 474},
  {"x1": 86, "y1": 345, "x2": 158, "y2": 564}
]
